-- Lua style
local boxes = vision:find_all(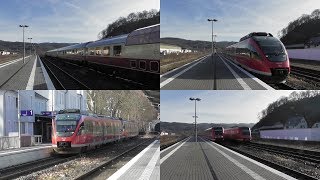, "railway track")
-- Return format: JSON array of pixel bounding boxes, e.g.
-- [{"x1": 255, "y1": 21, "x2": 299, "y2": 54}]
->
[
  {"x1": 269, "y1": 83, "x2": 296, "y2": 90},
  {"x1": 290, "y1": 65, "x2": 320, "y2": 82},
  {"x1": 0, "y1": 155, "x2": 76, "y2": 180},
  {"x1": 0, "y1": 56, "x2": 33, "y2": 89},
  {"x1": 220, "y1": 142, "x2": 319, "y2": 180},
  {"x1": 74, "y1": 138, "x2": 157, "y2": 180},
  {"x1": 160, "y1": 136, "x2": 188, "y2": 151},
  {"x1": 41, "y1": 57, "x2": 91, "y2": 90}
]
